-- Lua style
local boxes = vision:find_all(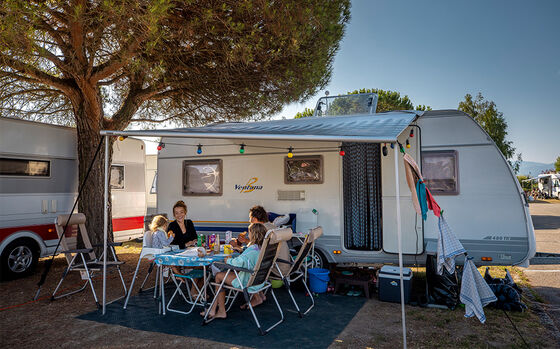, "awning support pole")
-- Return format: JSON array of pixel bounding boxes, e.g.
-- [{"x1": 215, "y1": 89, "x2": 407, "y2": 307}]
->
[
  {"x1": 394, "y1": 142, "x2": 407, "y2": 349},
  {"x1": 102, "y1": 135, "x2": 109, "y2": 315}
]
